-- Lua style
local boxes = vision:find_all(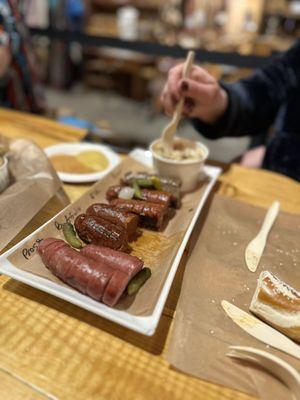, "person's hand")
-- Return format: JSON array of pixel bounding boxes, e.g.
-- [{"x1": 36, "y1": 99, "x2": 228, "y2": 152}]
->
[{"x1": 160, "y1": 63, "x2": 228, "y2": 124}]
